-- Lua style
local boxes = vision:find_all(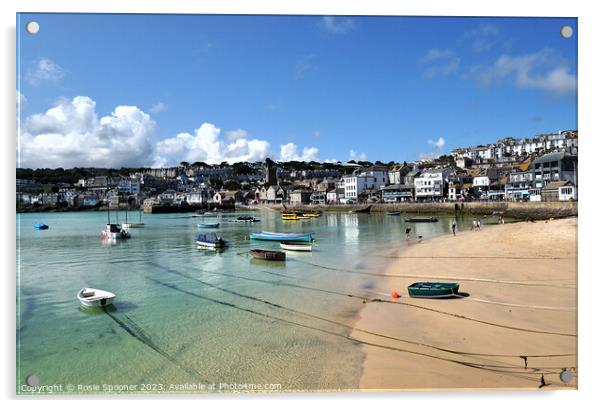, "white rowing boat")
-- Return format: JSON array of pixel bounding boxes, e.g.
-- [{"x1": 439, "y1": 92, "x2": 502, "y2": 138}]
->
[
  {"x1": 279, "y1": 242, "x2": 313, "y2": 252},
  {"x1": 77, "y1": 287, "x2": 116, "y2": 307}
]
